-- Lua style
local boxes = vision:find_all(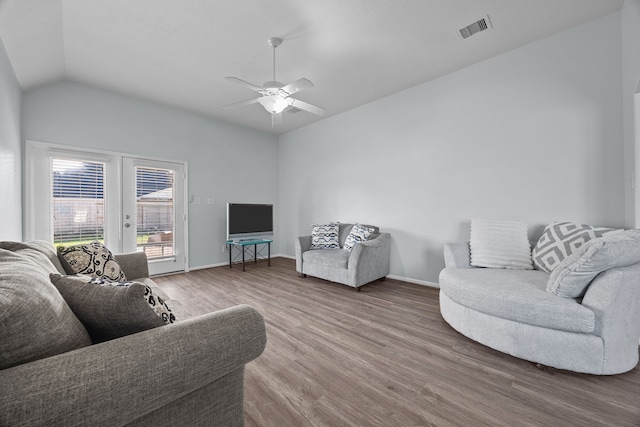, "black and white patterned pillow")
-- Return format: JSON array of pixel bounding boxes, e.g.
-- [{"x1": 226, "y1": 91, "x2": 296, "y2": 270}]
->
[
  {"x1": 310, "y1": 223, "x2": 340, "y2": 249},
  {"x1": 532, "y1": 221, "x2": 623, "y2": 273},
  {"x1": 57, "y1": 241, "x2": 127, "y2": 281},
  {"x1": 343, "y1": 223, "x2": 375, "y2": 252},
  {"x1": 49, "y1": 273, "x2": 176, "y2": 343}
]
